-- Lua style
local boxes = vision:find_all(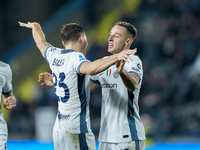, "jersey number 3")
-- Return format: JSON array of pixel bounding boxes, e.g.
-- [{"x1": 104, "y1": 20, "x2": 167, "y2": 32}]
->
[{"x1": 53, "y1": 72, "x2": 70, "y2": 103}]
